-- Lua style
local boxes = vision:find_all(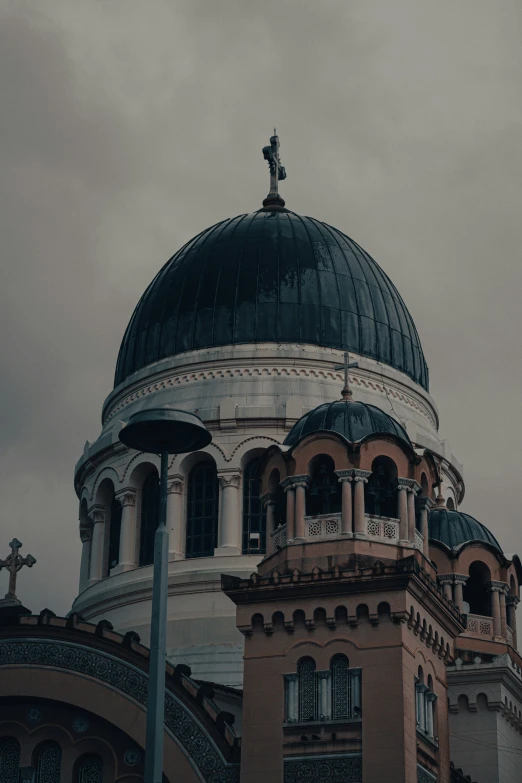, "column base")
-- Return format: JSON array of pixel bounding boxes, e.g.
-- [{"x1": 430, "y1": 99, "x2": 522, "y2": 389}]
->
[
  {"x1": 214, "y1": 546, "x2": 242, "y2": 557},
  {"x1": 168, "y1": 551, "x2": 185, "y2": 562},
  {"x1": 87, "y1": 578, "x2": 102, "y2": 588}
]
